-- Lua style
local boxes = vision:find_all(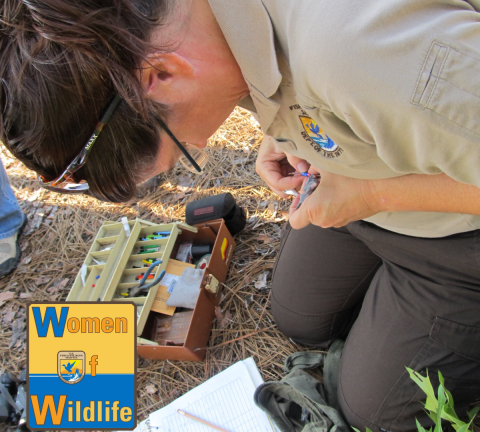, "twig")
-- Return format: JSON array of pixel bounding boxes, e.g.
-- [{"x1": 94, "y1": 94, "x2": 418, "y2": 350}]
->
[
  {"x1": 256, "y1": 290, "x2": 271, "y2": 329},
  {"x1": 195, "y1": 325, "x2": 277, "y2": 351}
]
